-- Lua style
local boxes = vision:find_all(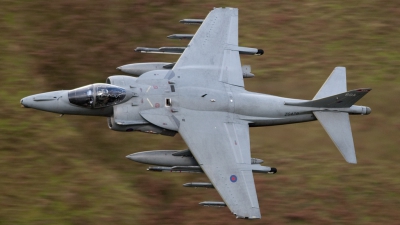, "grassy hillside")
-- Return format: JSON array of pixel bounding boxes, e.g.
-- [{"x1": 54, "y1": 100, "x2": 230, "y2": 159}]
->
[{"x1": 1, "y1": 1, "x2": 399, "y2": 224}]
